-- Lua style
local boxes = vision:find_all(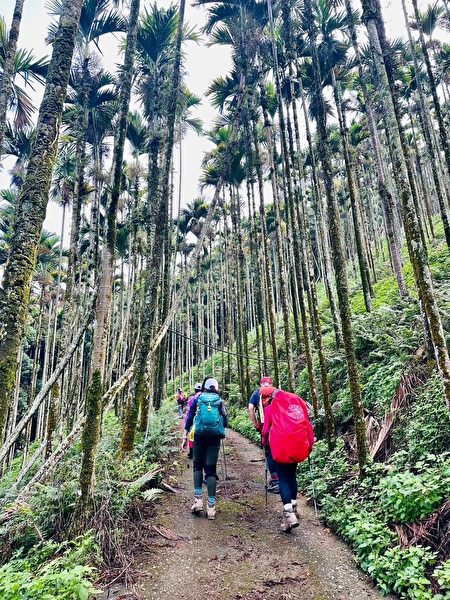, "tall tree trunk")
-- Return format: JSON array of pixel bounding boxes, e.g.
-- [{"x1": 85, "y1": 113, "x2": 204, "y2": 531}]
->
[
  {"x1": 73, "y1": 0, "x2": 141, "y2": 523},
  {"x1": 121, "y1": 0, "x2": 187, "y2": 454},
  {"x1": 251, "y1": 118, "x2": 280, "y2": 385},
  {"x1": 0, "y1": 0, "x2": 83, "y2": 444},
  {"x1": 402, "y1": 0, "x2": 450, "y2": 248},
  {"x1": 411, "y1": 0, "x2": 450, "y2": 185},
  {"x1": 331, "y1": 70, "x2": 373, "y2": 311},
  {"x1": 0, "y1": 0, "x2": 25, "y2": 154},
  {"x1": 344, "y1": 0, "x2": 408, "y2": 298},
  {"x1": 362, "y1": 0, "x2": 450, "y2": 413},
  {"x1": 296, "y1": 68, "x2": 343, "y2": 346},
  {"x1": 304, "y1": 0, "x2": 369, "y2": 471}
]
